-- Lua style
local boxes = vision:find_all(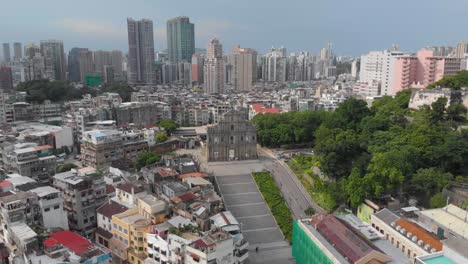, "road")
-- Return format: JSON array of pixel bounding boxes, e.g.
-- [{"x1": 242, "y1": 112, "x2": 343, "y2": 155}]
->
[{"x1": 258, "y1": 147, "x2": 325, "y2": 218}]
